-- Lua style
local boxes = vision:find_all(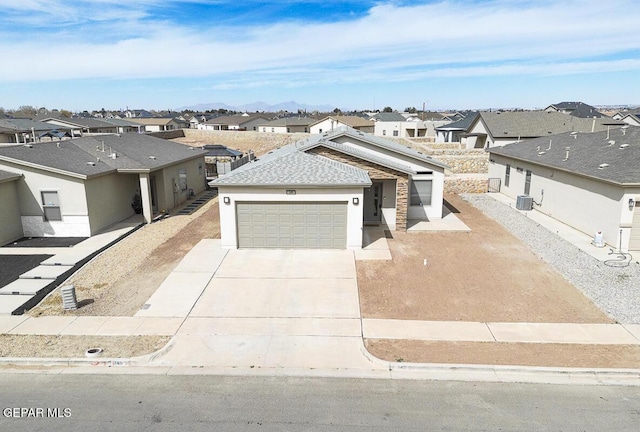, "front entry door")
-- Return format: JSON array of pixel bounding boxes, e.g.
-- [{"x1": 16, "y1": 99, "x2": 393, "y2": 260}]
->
[{"x1": 364, "y1": 182, "x2": 382, "y2": 224}]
